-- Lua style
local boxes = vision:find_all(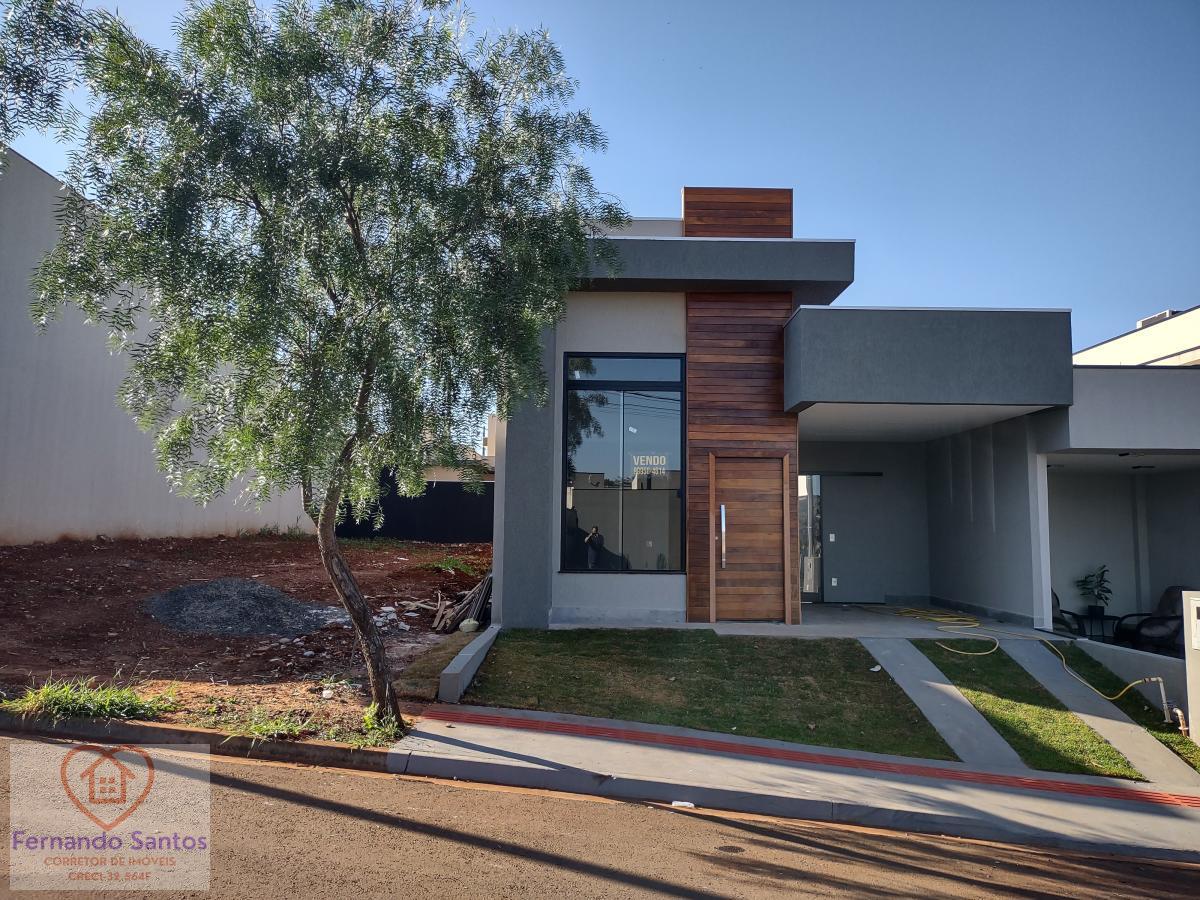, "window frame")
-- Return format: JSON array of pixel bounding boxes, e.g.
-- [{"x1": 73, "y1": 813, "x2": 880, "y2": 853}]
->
[{"x1": 559, "y1": 351, "x2": 687, "y2": 575}]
